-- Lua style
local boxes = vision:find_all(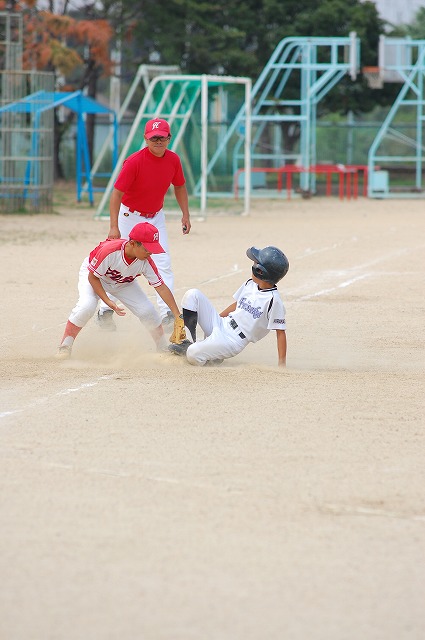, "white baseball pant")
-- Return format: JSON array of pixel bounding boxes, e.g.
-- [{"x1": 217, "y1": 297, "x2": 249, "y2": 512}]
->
[
  {"x1": 100, "y1": 205, "x2": 173, "y2": 319},
  {"x1": 182, "y1": 289, "x2": 247, "y2": 366},
  {"x1": 69, "y1": 258, "x2": 161, "y2": 330}
]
